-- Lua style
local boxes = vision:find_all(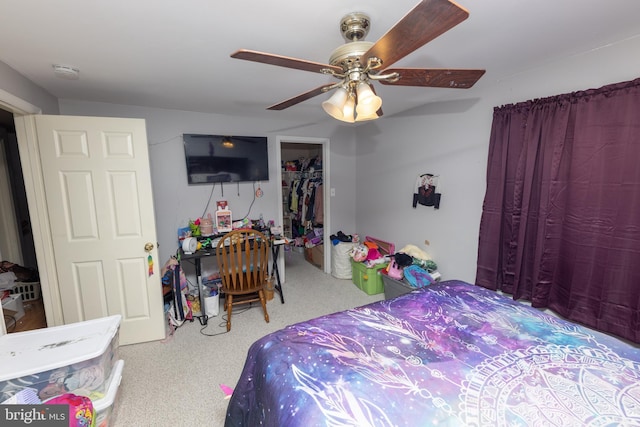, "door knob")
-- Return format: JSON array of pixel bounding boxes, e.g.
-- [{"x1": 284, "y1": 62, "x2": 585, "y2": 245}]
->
[{"x1": 144, "y1": 242, "x2": 154, "y2": 252}]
